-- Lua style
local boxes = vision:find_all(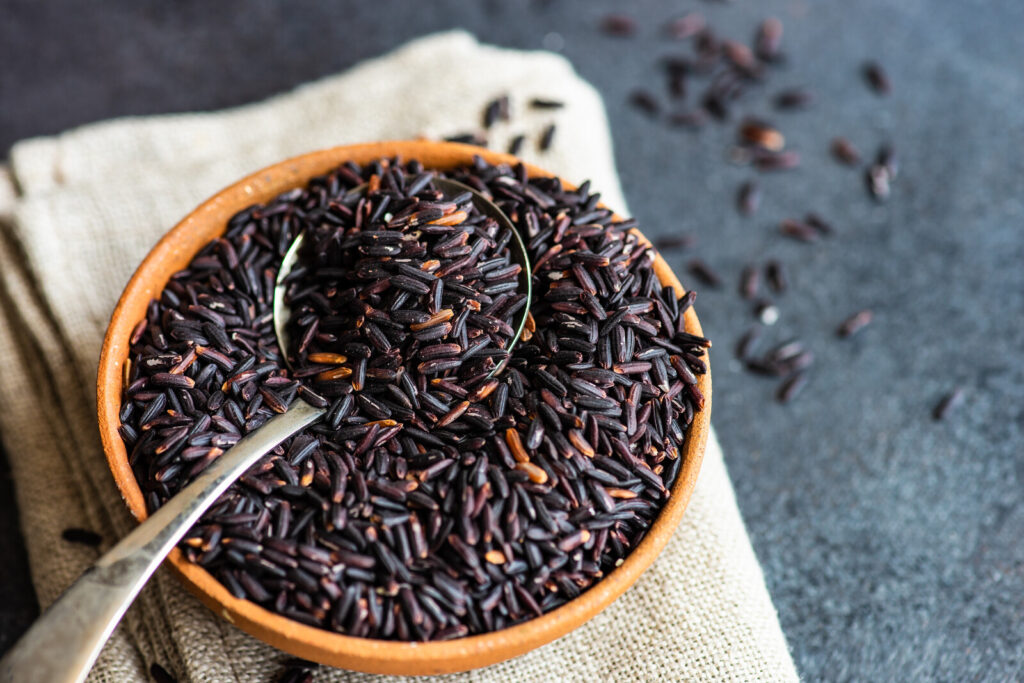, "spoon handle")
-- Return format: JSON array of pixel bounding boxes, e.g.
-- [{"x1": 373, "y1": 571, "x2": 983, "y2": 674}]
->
[{"x1": 0, "y1": 400, "x2": 324, "y2": 683}]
